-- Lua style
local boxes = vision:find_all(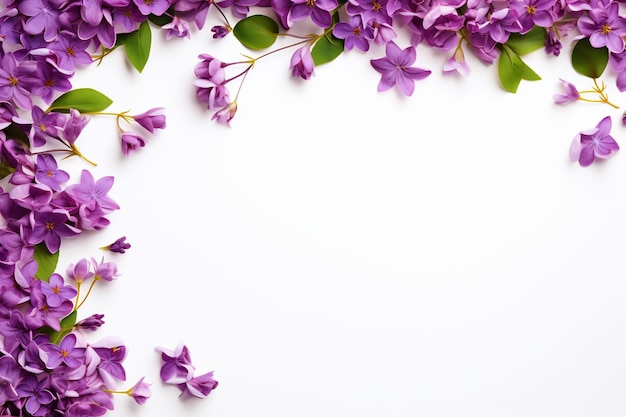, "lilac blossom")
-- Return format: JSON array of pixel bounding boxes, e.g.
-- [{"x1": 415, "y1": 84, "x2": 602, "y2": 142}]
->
[
  {"x1": 443, "y1": 46, "x2": 470, "y2": 75},
  {"x1": 569, "y1": 116, "x2": 619, "y2": 166},
  {"x1": 553, "y1": 79, "x2": 580, "y2": 104},
  {"x1": 15, "y1": 375, "x2": 55, "y2": 416},
  {"x1": 272, "y1": 0, "x2": 339, "y2": 28},
  {"x1": 131, "y1": 107, "x2": 166, "y2": 133},
  {"x1": 212, "y1": 101, "x2": 238, "y2": 126},
  {"x1": 178, "y1": 371, "x2": 219, "y2": 399},
  {"x1": 42, "y1": 333, "x2": 85, "y2": 369},
  {"x1": 133, "y1": 0, "x2": 171, "y2": 16},
  {"x1": 211, "y1": 25, "x2": 230, "y2": 38},
  {"x1": 47, "y1": 32, "x2": 93, "y2": 74},
  {"x1": 0, "y1": 356, "x2": 21, "y2": 404},
  {"x1": 65, "y1": 169, "x2": 120, "y2": 211},
  {"x1": 91, "y1": 257, "x2": 120, "y2": 281},
  {"x1": 0, "y1": 52, "x2": 36, "y2": 110},
  {"x1": 120, "y1": 132, "x2": 146, "y2": 155},
  {"x1": 333, "y1": 15, "x2": 374, "y2": 52},
  {"x1": 194, "y1": 54, "x2": 231, "y2": 110},
  {"x1": 35, "y1": 154, "x2": 70, "y2": 192},
  {"x1": 156, "y1": 342, "x2": 195, "y2": 384},
  {"x1": 577, "y1": 1, "x2": 626, "y2": 53},
  {"x1": 290, "y1": 44, "x2": 315, "y2": 80},
  {"x1": 163, "y1": 15, "x2": 192, "y2": 39},
  {"x1": 129, "y1": 377, "x2": 151, "y2": 404},
  {"x1": 103, "y1": 236, "x2": 131, "y2": 253},
  {"x1": 18, "y1": 0, "x2": 61, "y2": 42},
  {"x1": 75, "y1": 313, "x2": 106, "y2": 331},
  {"x1": 29, "y1": 209, "x2": 81, "y2": 253},
  {"x1": 370, "y1": 41, "x2": 431, "y2": 96},
  {"x1": 40, "y1": 272, "x2": 77, "y2": 307}
]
